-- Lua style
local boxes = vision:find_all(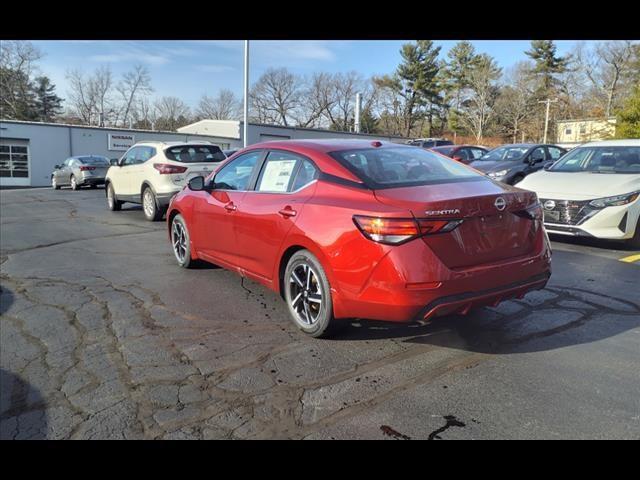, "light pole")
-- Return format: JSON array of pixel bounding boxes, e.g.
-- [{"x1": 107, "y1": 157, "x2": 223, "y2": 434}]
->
[
  {"x1": 538, "y1": 98, "x2": 558, "y2": 143},
  {"x1": 354, "y1": 93, "x2": 362, "y2": 133},
  {"x1": 243, "y1": 40, "x2": 249, "y2": 148}
]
